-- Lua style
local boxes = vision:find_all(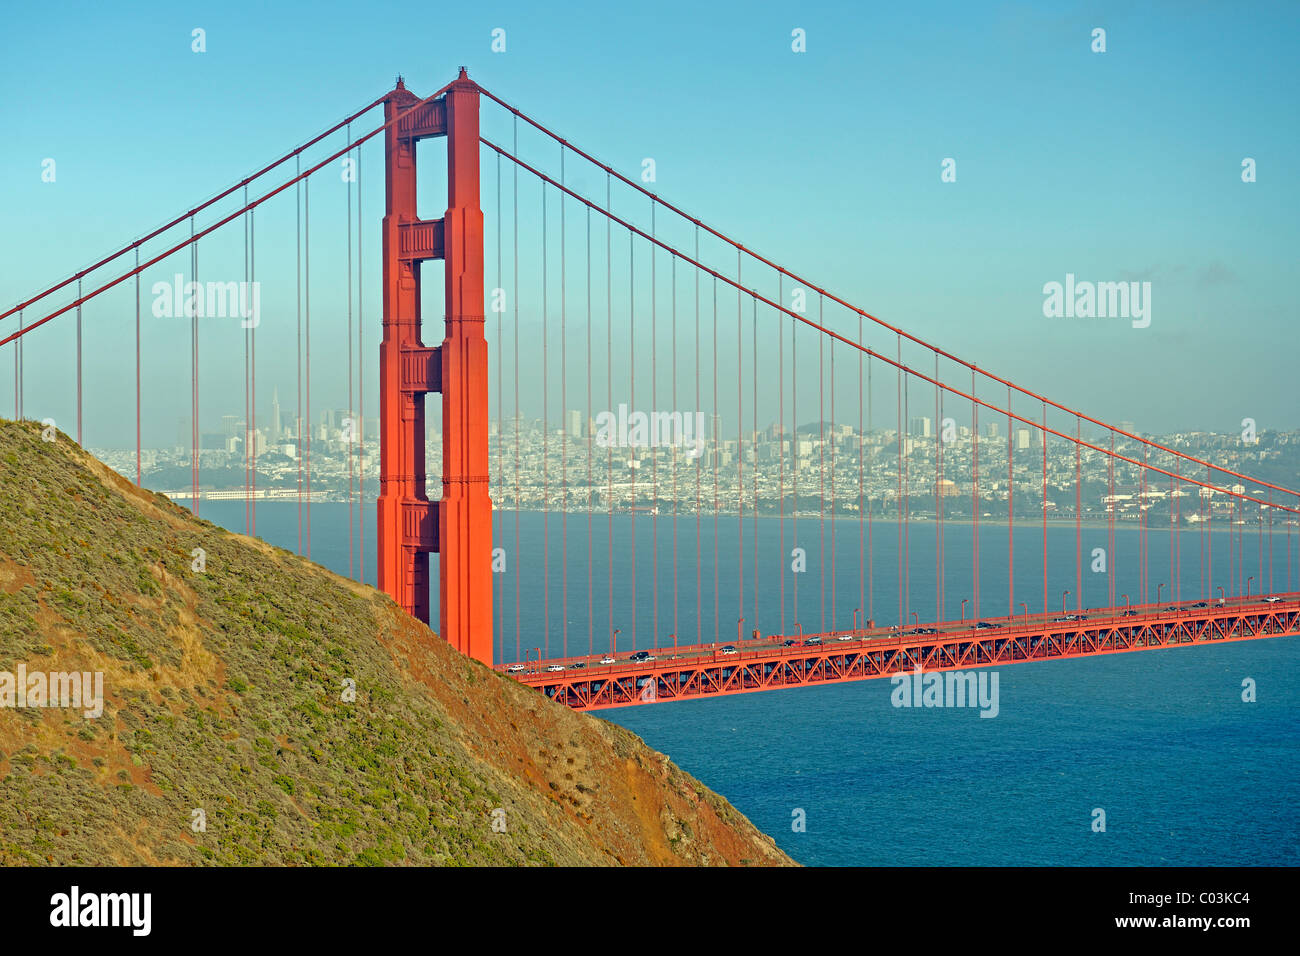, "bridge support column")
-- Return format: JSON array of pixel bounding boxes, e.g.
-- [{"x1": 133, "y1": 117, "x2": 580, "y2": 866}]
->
[{"x1": 377, "y1": 69, "x2": 492, "y2": 664}]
